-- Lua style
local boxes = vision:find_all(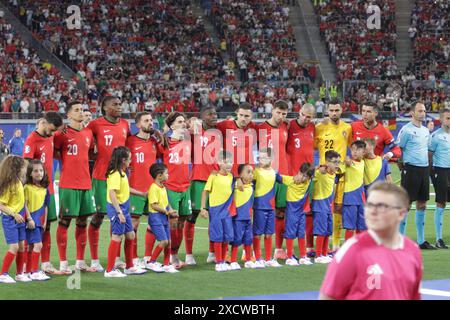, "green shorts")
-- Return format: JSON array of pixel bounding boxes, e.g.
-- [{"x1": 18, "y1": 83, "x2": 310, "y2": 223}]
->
[
  {"x1": 190, "y1": 181, "x2": 209, "y2": 211},
  {"x1": 167, "y1": 189, "x2": 192, "y2": 216},
  {"x1": 130, "y1": 194, "x2": 148, "y2": 217},
  {"x1": 47, "y1": 193, "x2": 57, "y2": 222},
  {"x1": 59, "y1": 188, "x2": 97, "y2": 219},
  {"x1": 275, "y1": 182, "x2": 287, "y2": 209},
  {"x1": 92, "y1": 178, "x2": 107, "y2": 214}
]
